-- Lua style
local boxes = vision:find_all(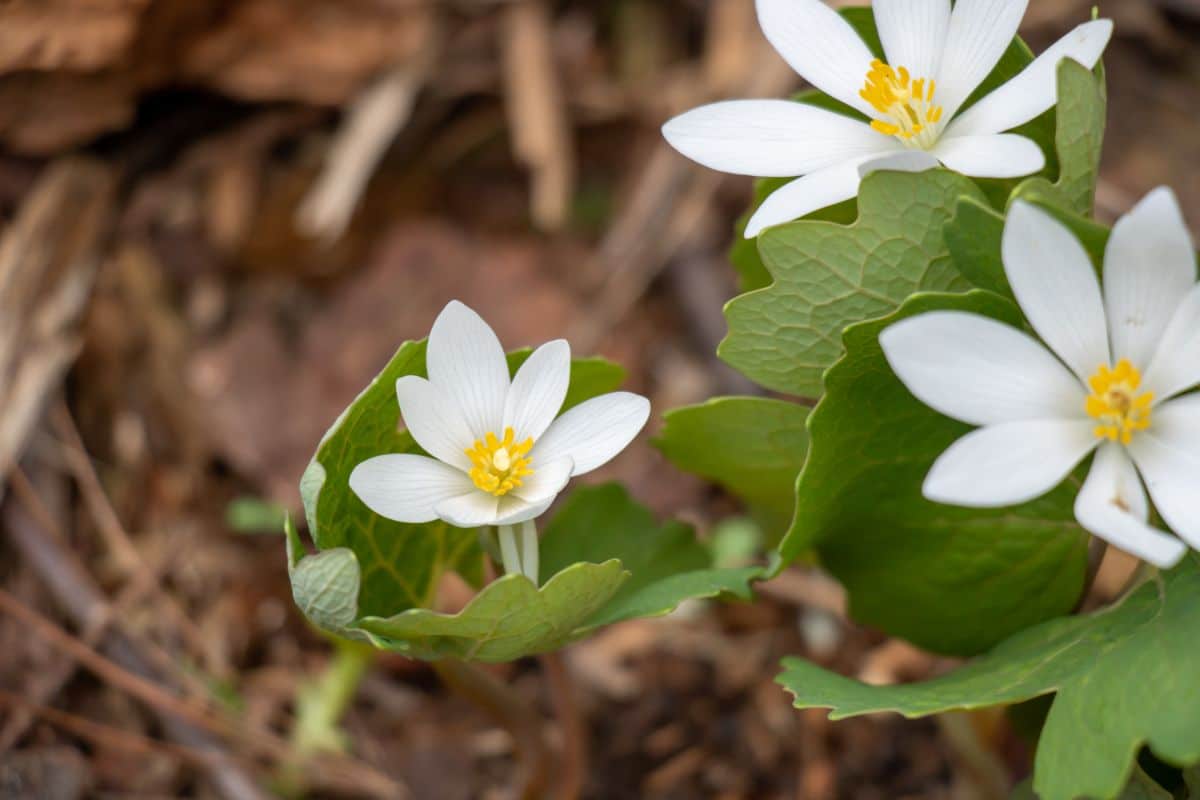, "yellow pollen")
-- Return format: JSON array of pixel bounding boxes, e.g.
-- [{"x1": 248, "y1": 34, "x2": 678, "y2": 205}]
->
[
  {"x1": 1085, "y1": 359, "x2": 1154, "y2": 446},
  {"x1": 860, "y1": 60, "x2": 944, "y2": 146},
  {"x1": 465, "y1": 426, "x2": 534, "y2": 496}
]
